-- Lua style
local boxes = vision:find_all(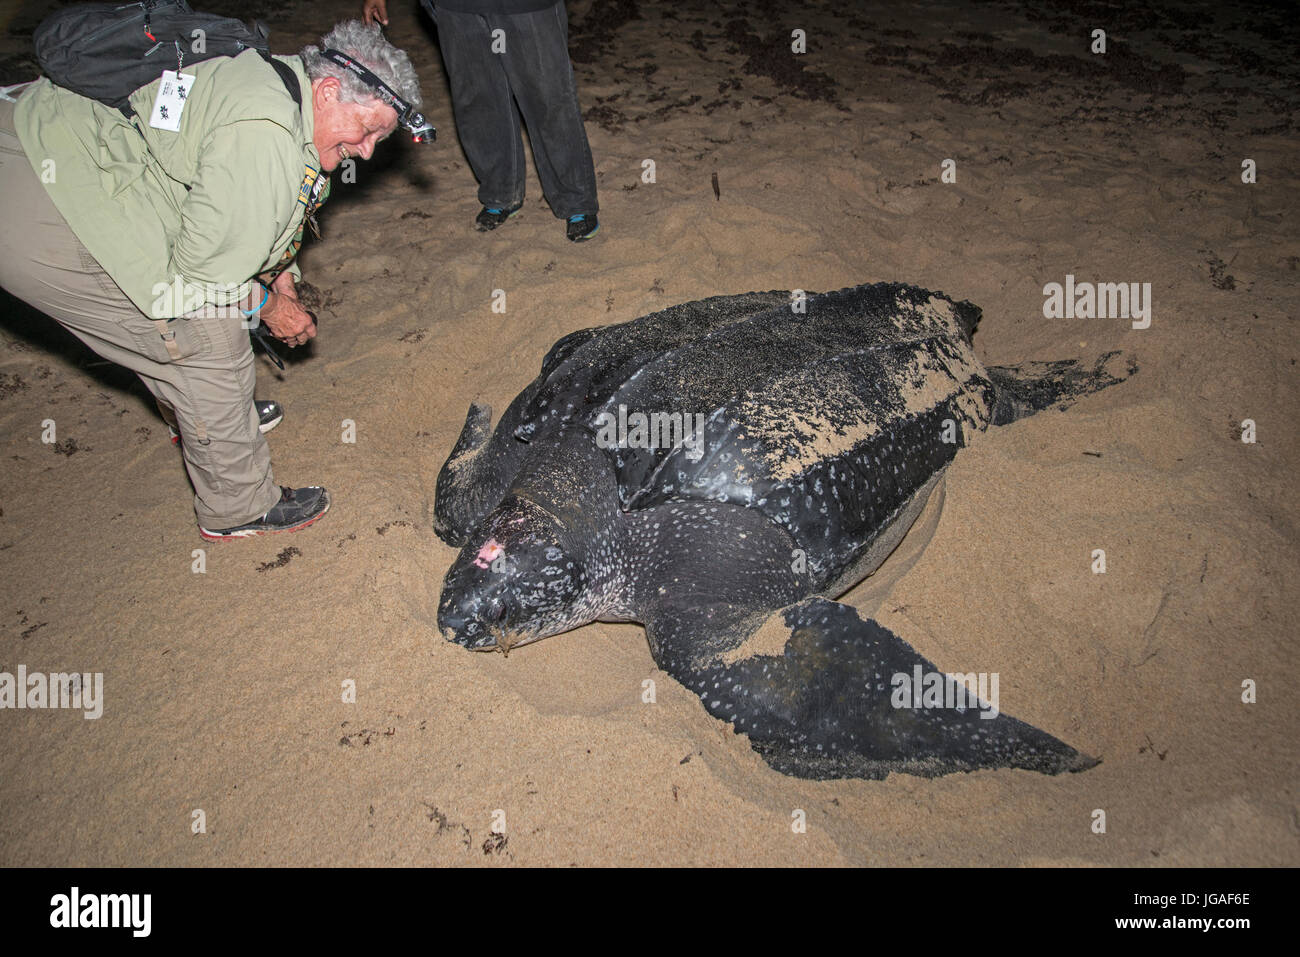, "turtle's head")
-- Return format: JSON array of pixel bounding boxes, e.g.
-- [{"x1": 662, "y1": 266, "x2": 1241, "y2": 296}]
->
[{"x1": 438, "y1": 495, "x2": 590, "y2": 652}]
